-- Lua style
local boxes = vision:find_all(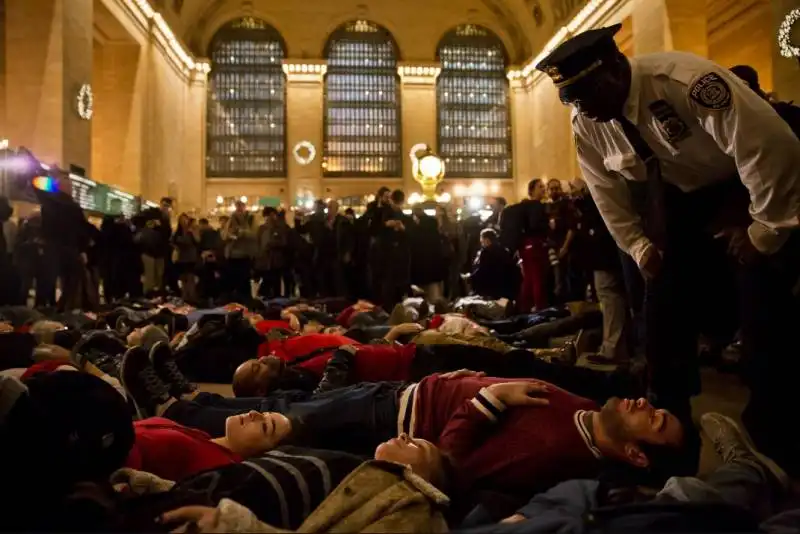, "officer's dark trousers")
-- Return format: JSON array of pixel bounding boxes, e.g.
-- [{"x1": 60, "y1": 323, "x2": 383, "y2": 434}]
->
[
  {"x1": 738, "y1": 232, "x2": 800, "y2": 476},
  {"x1": 644, "y1": 181, "x2": 741, "y2": 420}
]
